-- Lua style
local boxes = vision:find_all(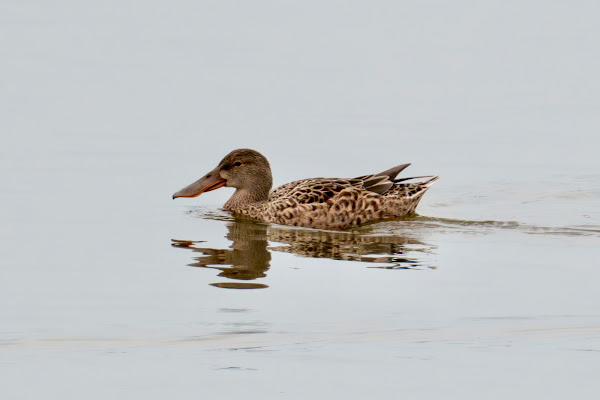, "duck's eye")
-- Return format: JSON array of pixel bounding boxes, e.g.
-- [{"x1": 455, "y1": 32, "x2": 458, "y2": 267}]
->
[{"x1": 234, "y1": 161, "x2": 242, "y2": 167}]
